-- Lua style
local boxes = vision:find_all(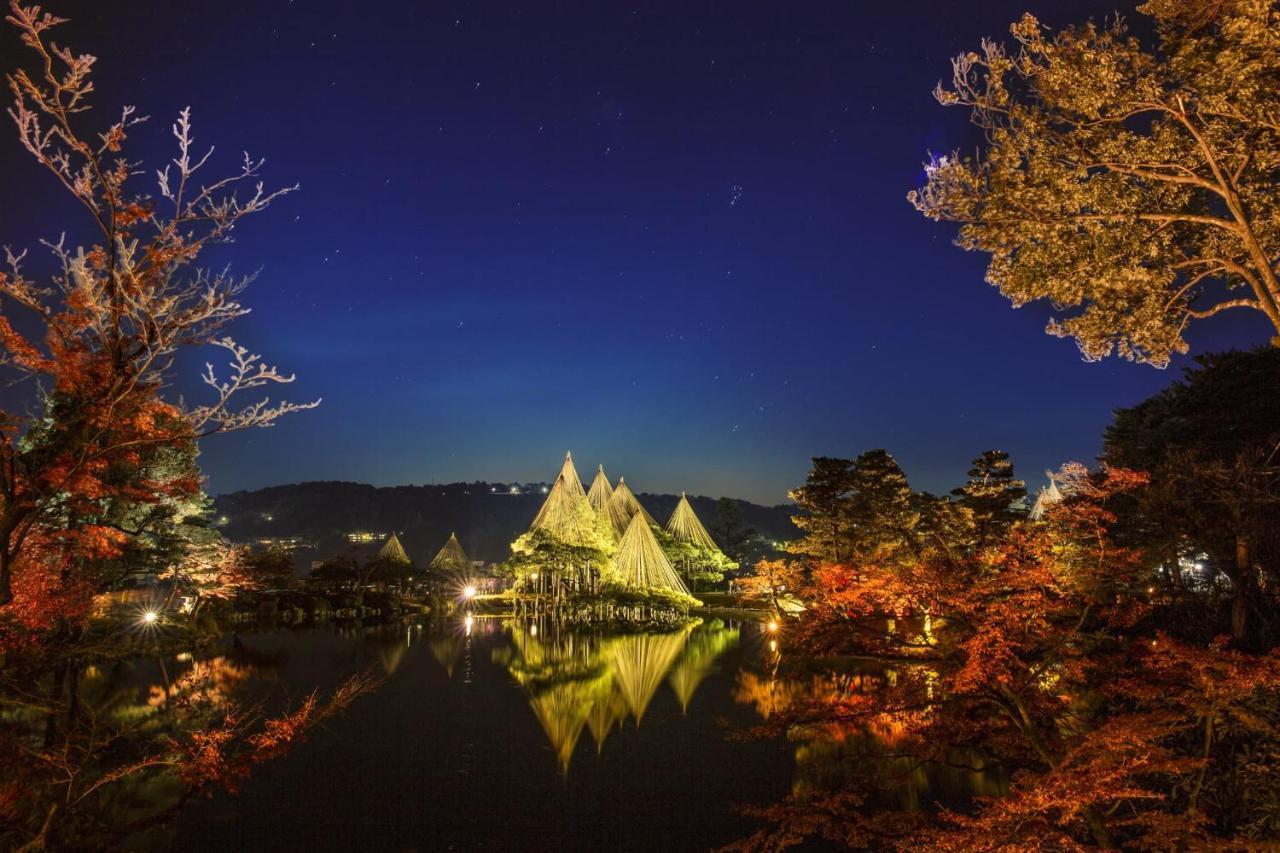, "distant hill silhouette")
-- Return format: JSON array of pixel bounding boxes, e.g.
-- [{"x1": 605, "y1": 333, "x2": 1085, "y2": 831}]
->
[{"x1": 212, "y1": 481, "x2": 797, "y2": 566}]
